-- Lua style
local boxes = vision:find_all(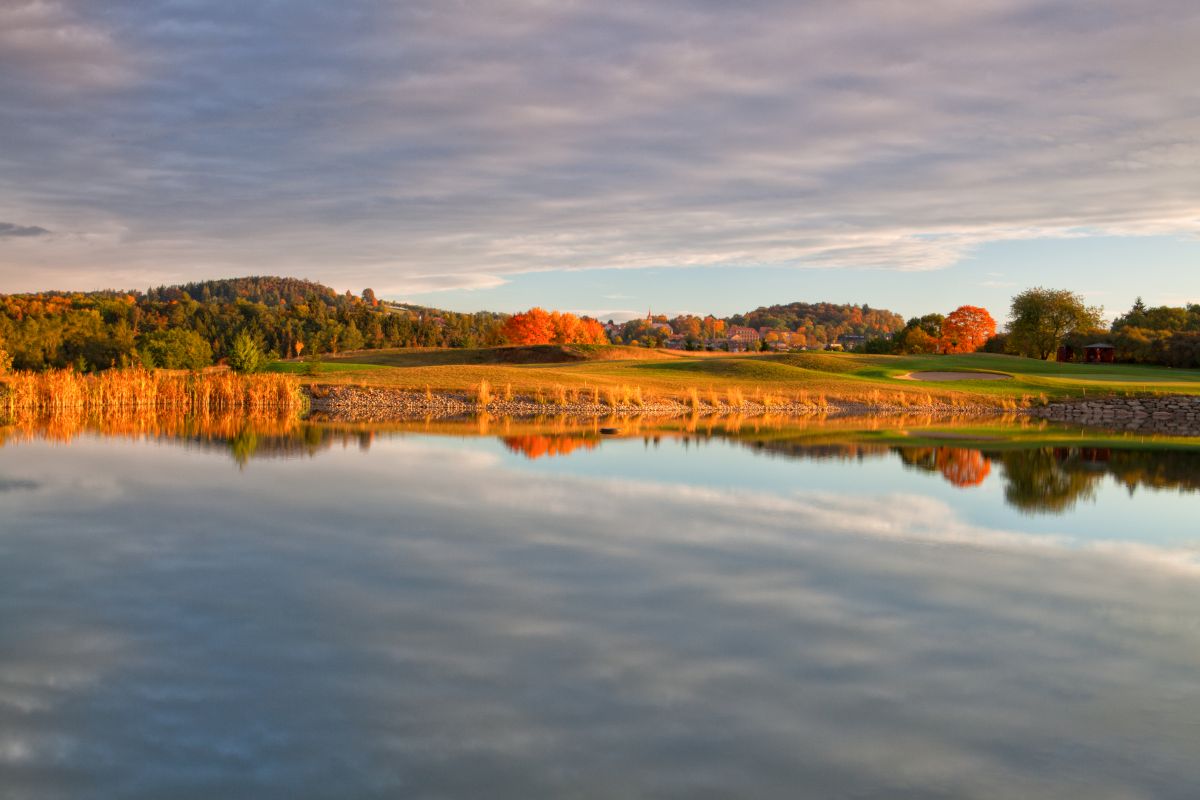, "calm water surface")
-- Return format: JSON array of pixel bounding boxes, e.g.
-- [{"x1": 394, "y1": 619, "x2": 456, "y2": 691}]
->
[{"x1": 2, "y1": 422, "x2": 1199, "y2": 799}]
